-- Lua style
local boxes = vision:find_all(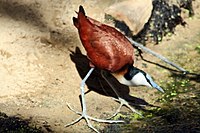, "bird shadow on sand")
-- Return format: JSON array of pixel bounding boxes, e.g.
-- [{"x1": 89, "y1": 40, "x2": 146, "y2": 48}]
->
[{"x1": 69, "y1": 47, "x2": 158, "y2": 112}]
